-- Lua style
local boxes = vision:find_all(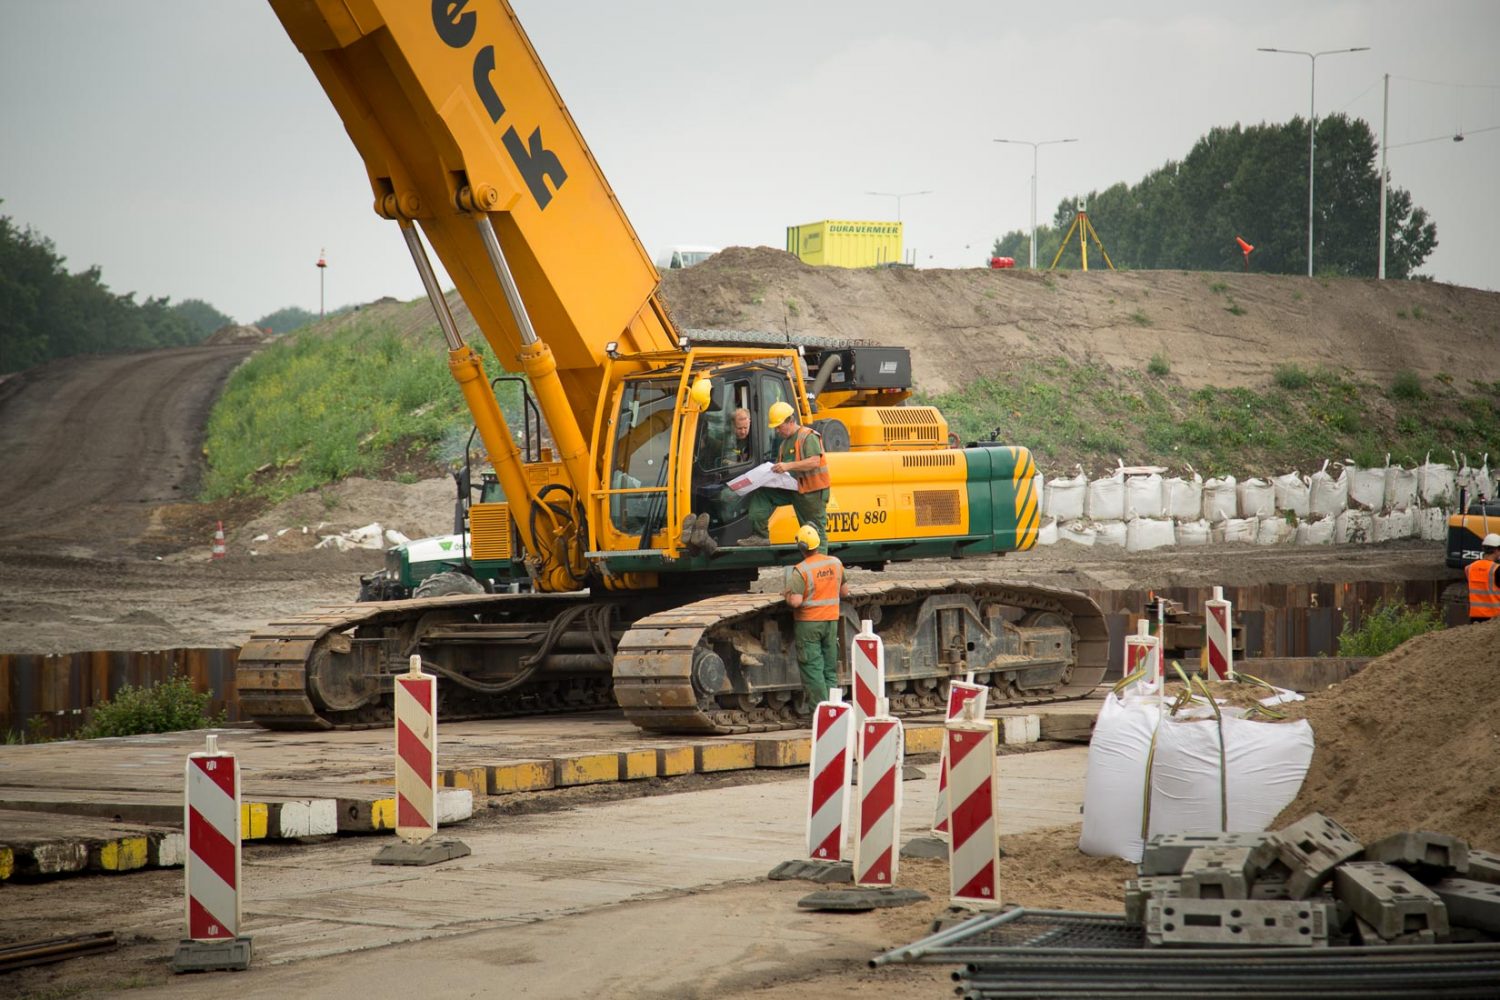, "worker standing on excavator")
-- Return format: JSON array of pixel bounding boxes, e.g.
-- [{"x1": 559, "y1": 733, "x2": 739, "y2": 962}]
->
[
  {"x1": 1468, "y1": 533, "x2": 1500, "y2": 624},
  {"x1": 739, "y1": 401, "x2": 830, "y2": 547},
  {"x1": 784, "y1": 524, "x2": 851, "y2": 710}
]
